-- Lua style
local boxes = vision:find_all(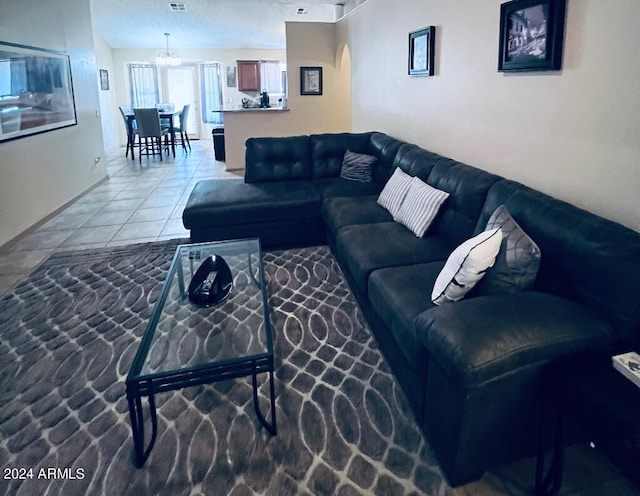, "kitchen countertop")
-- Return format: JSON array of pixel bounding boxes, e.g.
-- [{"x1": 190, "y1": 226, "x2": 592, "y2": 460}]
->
[{"x1": 221, "y1": 107, "x2": 289, "y2": 112}]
